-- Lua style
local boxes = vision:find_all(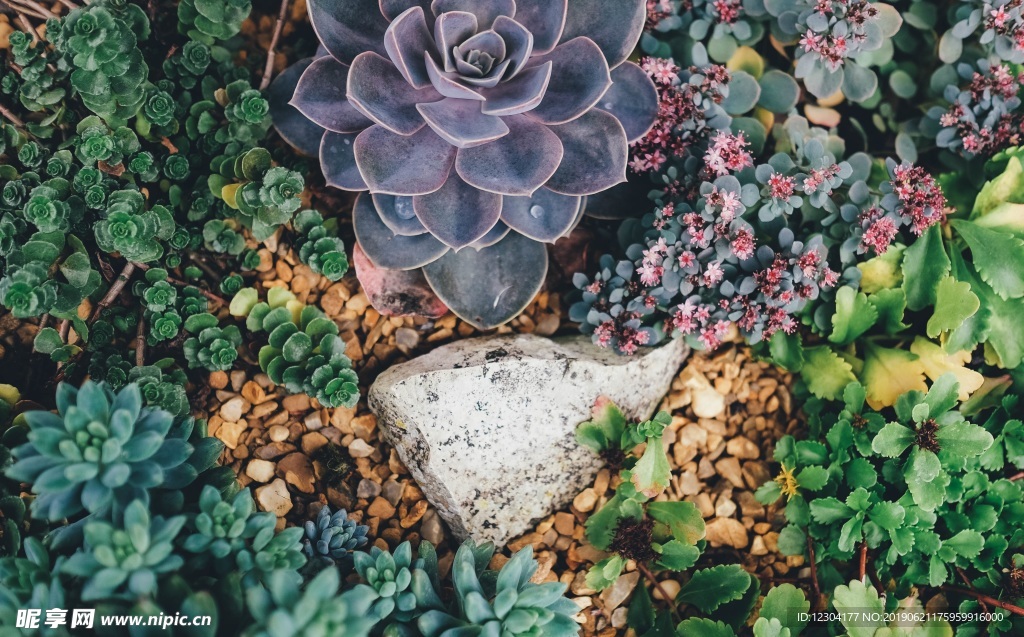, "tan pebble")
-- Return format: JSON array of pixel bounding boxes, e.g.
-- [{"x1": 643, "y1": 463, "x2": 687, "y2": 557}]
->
[
  {"x1": 348, "y1": 438, "x2": 375, "y2": 458},
  {"x1": 268, "y1": 425, "x2": 290, "y2": 442},
  {"x1": 753, "y1": 522, "x2": 772, "y2": 534},
  {"x1": 677, "y1": 471, "x2": 701, "y2": 496},
  {"x1": 303, "y1": 411, "x2": 324, "y2": 431},
  {"x1": 352, "y1": 414, "x2": 377, "y2": 440},
  {"x1": 281, "y1": 394, "x2": 310, "y2": 412},
  {"x1": 714, "y1": 457, "x2": 744, "y2": 488},
  {"x1": 219, "y1": 396, "x2": 250, "y2": 423},
  {"x1": 705, "y1": 517, "x2": 749, "y2": 549},
  {"x1": 726, "y1": 436, "x2": 760, "y2": 460},
  {"x1": 715, "y1": 498, "x2": 736, "y2": 518},
  {"x1": 693, "y1": 493, "x2": 715, "y2": 518},
  {"x1": 554, "y1": 512, "x2": 575, "y2": 536},
  {"x1": 255, "y1": 479, "x2": 292, "y2": 517},
  {"x1": 367, "y1": 497, "x2": 396, "y2": 518},
  {"x1": 216, "y1": 421, "x2": 247, "y2": 450},
  {"x1": 331, "y1": 405, "x2": 357, "y2": 432},
  {"x1": 400, "y1": 500, "x2": 428, "y2": 528},
  {"x1": 573, "y1": 489, "x2": 598, "y2": 513},
  {"x1": 593, "y1": 469, "x2": 610, "y2": 497},
  {"x1": 251, "y1": 402, "x2": 277, "y2": 419},
  {"x1": 278, "y1": 453, "x2": 316, "y2": 494},
  {"x1": 209, "y1": 371, "x2": 228, "y2": 390},
  {"x1": 652, "y1": 580, "x2": 681, "y2": 601},
  {"x1": 600, "y1": 572, "x2": 639, "y2": 611},
  {"x1": 691, "y1": 386, "x2": 725, "y2": 419},
  {"x1": 230, "y1": 370, "x2": 247, "y2": 392},
  {"x1": 301, "y1": 432, "x2": 329, "y2": 455},
  {"x1": 241, "y1": 381, "x2": 268, "y2": 405},
  {"x1": 245, "y1": 459, "x2": 275, "y2": 483},
  {"x1": 750, "y1": 535, "x2": 768, "y2": 556}
]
